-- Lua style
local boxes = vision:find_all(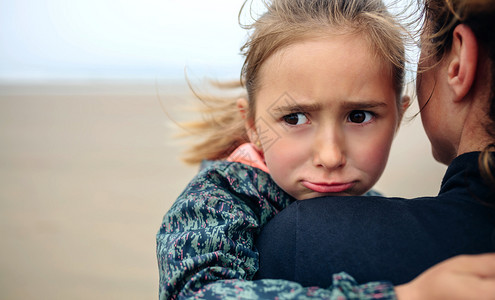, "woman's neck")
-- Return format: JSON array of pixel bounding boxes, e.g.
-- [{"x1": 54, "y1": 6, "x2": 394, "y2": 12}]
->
[{"x1": 457, "y1": 100, "x2": 494, "y2": 157}]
